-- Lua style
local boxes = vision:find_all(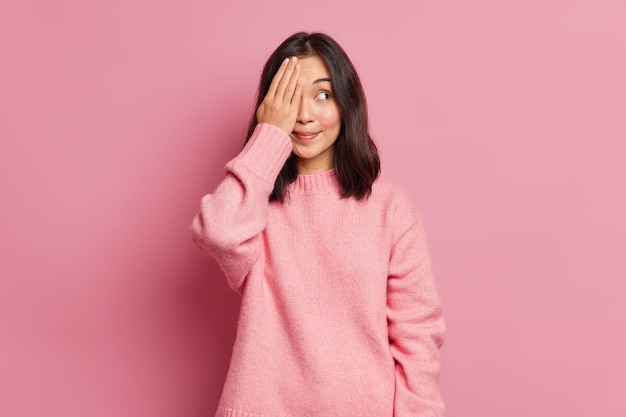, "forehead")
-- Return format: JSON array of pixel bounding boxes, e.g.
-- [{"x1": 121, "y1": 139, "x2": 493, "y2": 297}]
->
[{"x1": 298, "y1": 55, "x2": 330, "y2": 83}]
